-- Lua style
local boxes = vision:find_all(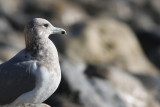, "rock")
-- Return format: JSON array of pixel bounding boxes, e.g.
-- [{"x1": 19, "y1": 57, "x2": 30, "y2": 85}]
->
[
  {"x1": 150, "y1": 0, "x2": 160, "y2": 15},
  {"x1": 0, "y1": 17, "x2": 13, "y2": 35},
  {"x1": 69, "y1": 0, "x2": 108, "y2": 15},
  {"x1": 0, "y1": 17, "x2": 24, "y2": 49},
  {"x1": 65, "y1": 17, "x2": 159, "y2": 75},
  {"x1": 0, "y1": 60, "x2": 2, "y2": 64},
  {"x1": 0, "y1": 0, "x2": 29, "y2": 30},
  {"x1": 134, "y1": 74, "x2": 160, "y2": 102},
  {"x1": 21, "y1": 0, "x2": 89, "y2": 27},
  {"x1": 61, "y1": 58, "x2": 126, "y2": 107},
  {"x1": 61, "y1": 58, "x2": 106, "y2": 107},
  {"x1": 126, "y1": 0, "x2": 146, "y2": 6},
  {"x1": 45, "y1": 95, "x2": 83, "y2": 107},
  {"x1": 0, "y1": 43, "x2": 20, "y2": 61},
  {"x1": 131, "y1": 10, "x2": 157, "y2": 31},
  {"x1": 90, "y1": 77, "x2": 126, "y2": 107},
  {"x1": 85, "y1": 64, "x2": 160, "y2": 107},
  {"x1": 105, "y1": 0, "x2": 132, "y2": 21},
  {"x1": 0, "y1": 18, "x2": 25, "y2": 61},
  {"x1": 16, "y1": 103, "x2": 50, "y2": 107},
  {"x1": 50, "y1": 1, "x2": 89, "y2": 26},
  {"x1": 0, "y1": 0, "x2": 22, "y2": 14},
  {"x1": 107, "y1": 67, "x2": 160, "y2": 107}
]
